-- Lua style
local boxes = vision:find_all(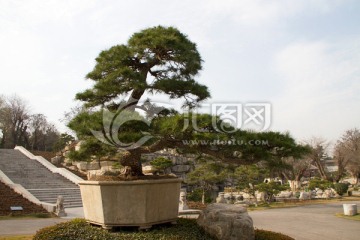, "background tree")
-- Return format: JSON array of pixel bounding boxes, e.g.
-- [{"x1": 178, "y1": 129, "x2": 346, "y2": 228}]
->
[
  {"x1": 234, "y1": 164, "x2": 289, "y2": 204},
  {"x1": 280, "y1": 154, "x2": 312, "y2": 191},
  {"x1": 0, "y1": 95, "x2": 30, "y2": 148},
  {"x1": 41, "y1": 124, "x2": 60, "y2": 152},
  {"x1": 0, "y1": 96, "x2": 5, "y2": 145},
  {"x1": 340, "y1": 129, "x2": 360, "y2": 183},
  {"x1": 28, "y1": 114, "x2": 47, "y2": 150},
  {"x1": 246, "y1": 139, "x2": 310, "y2": 191},
  {"x1": 186, "y1": 161, "x2": 227, "y2": 204},
  {"x1": 234, "y1": 164, "x2": 268, "y2": 205},
  {"x1": 305, "y1": 137, "x2": 330, "y2": 180},
  {"x1": 0, "y1": 95, "x2": 61, "y2": 151},
  {"x1": 27, "y1": 114, "x2": 60, "y2": 151},
  {"x1": 333, "y1": 141, "x2": 351, "y2": 182},
  {"x1": 53, "y1": 133, "x2": 76, "y2": 153}
]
